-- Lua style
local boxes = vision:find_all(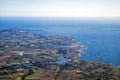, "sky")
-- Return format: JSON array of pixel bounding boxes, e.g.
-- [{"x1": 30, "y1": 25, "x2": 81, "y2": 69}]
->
[{"x1": 0, "y1": 0, "x2": 120, "y2": 17}]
